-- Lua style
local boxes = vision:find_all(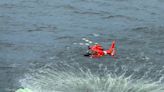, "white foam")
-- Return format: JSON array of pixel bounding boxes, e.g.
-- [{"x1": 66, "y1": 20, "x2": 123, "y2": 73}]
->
[
  {"x1": 88, "y1": 41, "x2": 92, "y2": 44},
  {"x1": 79, "y1": 43, "x2": 84, "y2": 45},
  {"x1": 85, "y1": 43, "x2": 90, "y2": 46},
  {"x1": 19, "y1": 62, "x2": 164, "y2": 92},
  {"x1": 92, "y1": 33, "x2": 99, "y2": 37}
]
